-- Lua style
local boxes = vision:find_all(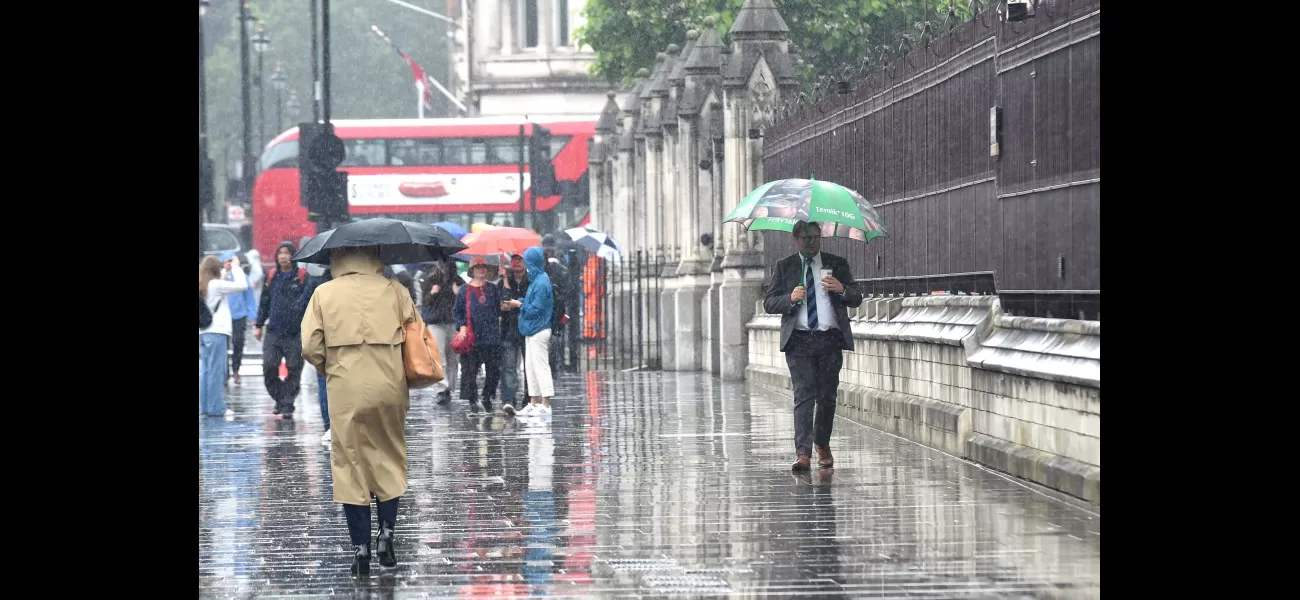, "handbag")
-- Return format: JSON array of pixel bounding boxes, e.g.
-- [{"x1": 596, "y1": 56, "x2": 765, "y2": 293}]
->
[
  {"x1": 200, "y1": 295, "x2": 221, "y2": 330},
  {"x1": 451, "y1": 285, "x2": 475, "y2": 355},
  {"x1": 200, "y1": 294, "x2": 213, "y2": 329},
  {"x1": 391, "y1": 282, "x2": 443, "y2": 389}
]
